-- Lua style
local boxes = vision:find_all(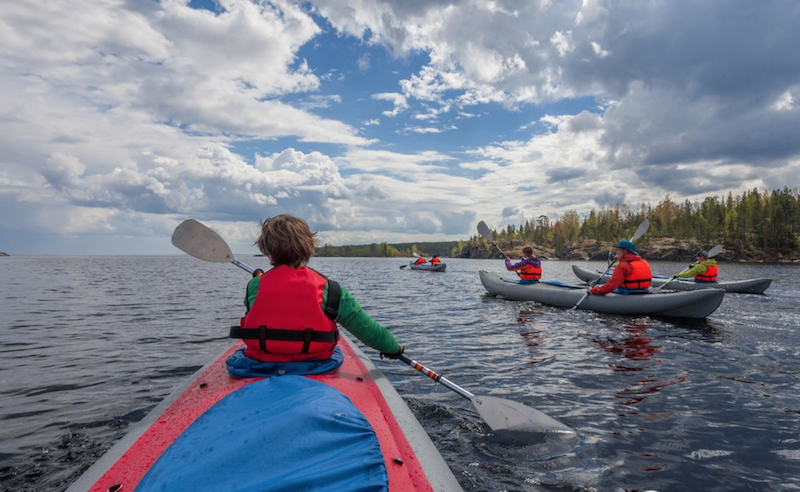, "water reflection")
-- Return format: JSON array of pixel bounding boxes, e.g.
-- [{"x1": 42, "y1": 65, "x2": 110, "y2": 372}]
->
[{"x1": 516, "y1": 309, "x2": 557, "y2": 365}]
